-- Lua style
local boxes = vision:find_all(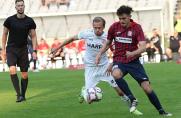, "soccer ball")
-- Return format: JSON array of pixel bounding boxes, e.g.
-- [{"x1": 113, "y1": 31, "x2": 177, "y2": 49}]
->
[
  {"x1": 87, "y1": 87, "x2": 103, "y2": 104},
  {"x1": 95, "y1": 86, "x2": 103, "y2": 100}
]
